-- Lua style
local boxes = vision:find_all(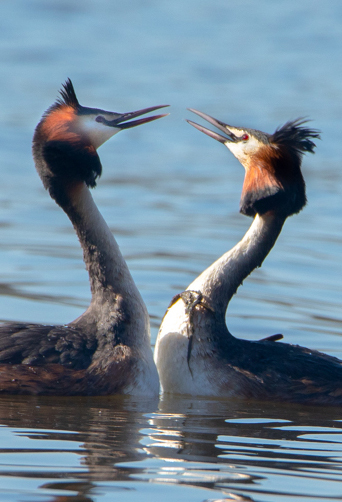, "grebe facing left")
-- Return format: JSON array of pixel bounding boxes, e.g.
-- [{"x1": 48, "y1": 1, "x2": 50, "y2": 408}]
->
[
  {"x1": 0, "y1": 80, "x2": 168, "y2": 396},
  {"x1": 155, "y1": 111, "x2": 342, "y2": 406}
]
